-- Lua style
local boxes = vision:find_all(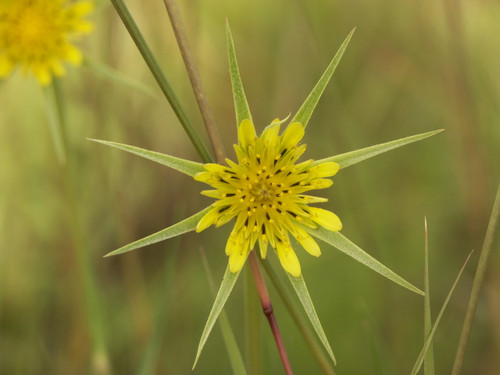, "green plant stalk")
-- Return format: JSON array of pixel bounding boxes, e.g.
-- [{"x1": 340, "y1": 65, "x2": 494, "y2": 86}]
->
[
  {"x1": 51, "y1": 80, "x2": 111, "y2": 374},
  {"x1": 200, "y1": 248, "x2": 247, "y2": 375},
  {"x1": 261, "y1": 260, "x2": 337, "y2": 375},
  {"x1": 162, "y1": 0, "x2": 225, "y2": 163},
  {"x1": 245, "y1": 265, "x2": 263, "y2": 375},
  {"x1": 42, "y1": 85, "x2": 66, "y2": 163},
  {"x1": 423, "y1": 218, "x2": 435, "y2": 375},
  {"x1": 452, "y1": 183, "x2": 500, "y2": 375},
  {"x1": 109, "y1": 0, "x2": 213, "y2": 163}
]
